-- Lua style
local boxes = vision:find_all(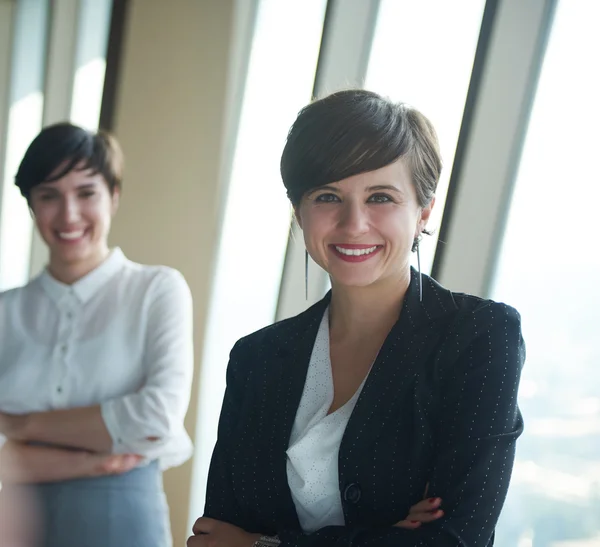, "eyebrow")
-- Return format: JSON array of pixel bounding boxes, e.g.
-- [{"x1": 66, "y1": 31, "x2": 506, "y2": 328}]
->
[
  {"x1": 36, "y1": 182, "x2": 98, "y2": 192},
  {"x1": 306, "y1": 184, "x2": 339, "y2": 197},
  {"x1": 75, "y1": 183, "x2": 98, "y2": 190},
  {"x1": 307, "y1": 184, "x2": 404, "y2": 196},
  {"x1": 366, "y1": 184, "x2": 404, "y2": 195}
]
